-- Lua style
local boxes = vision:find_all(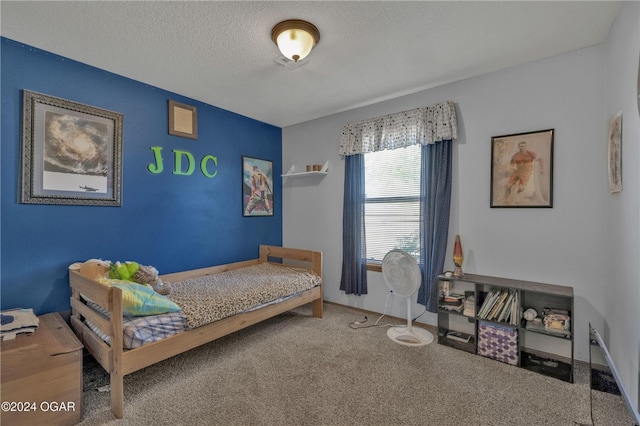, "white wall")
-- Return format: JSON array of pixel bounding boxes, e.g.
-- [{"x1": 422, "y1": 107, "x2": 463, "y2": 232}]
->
[
  {"x1": 283, "y1": 7, "x2": 634, "y2": 382},
  {"x1": 602, "y1": 1, "x2": 640, "y2": 410}
]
